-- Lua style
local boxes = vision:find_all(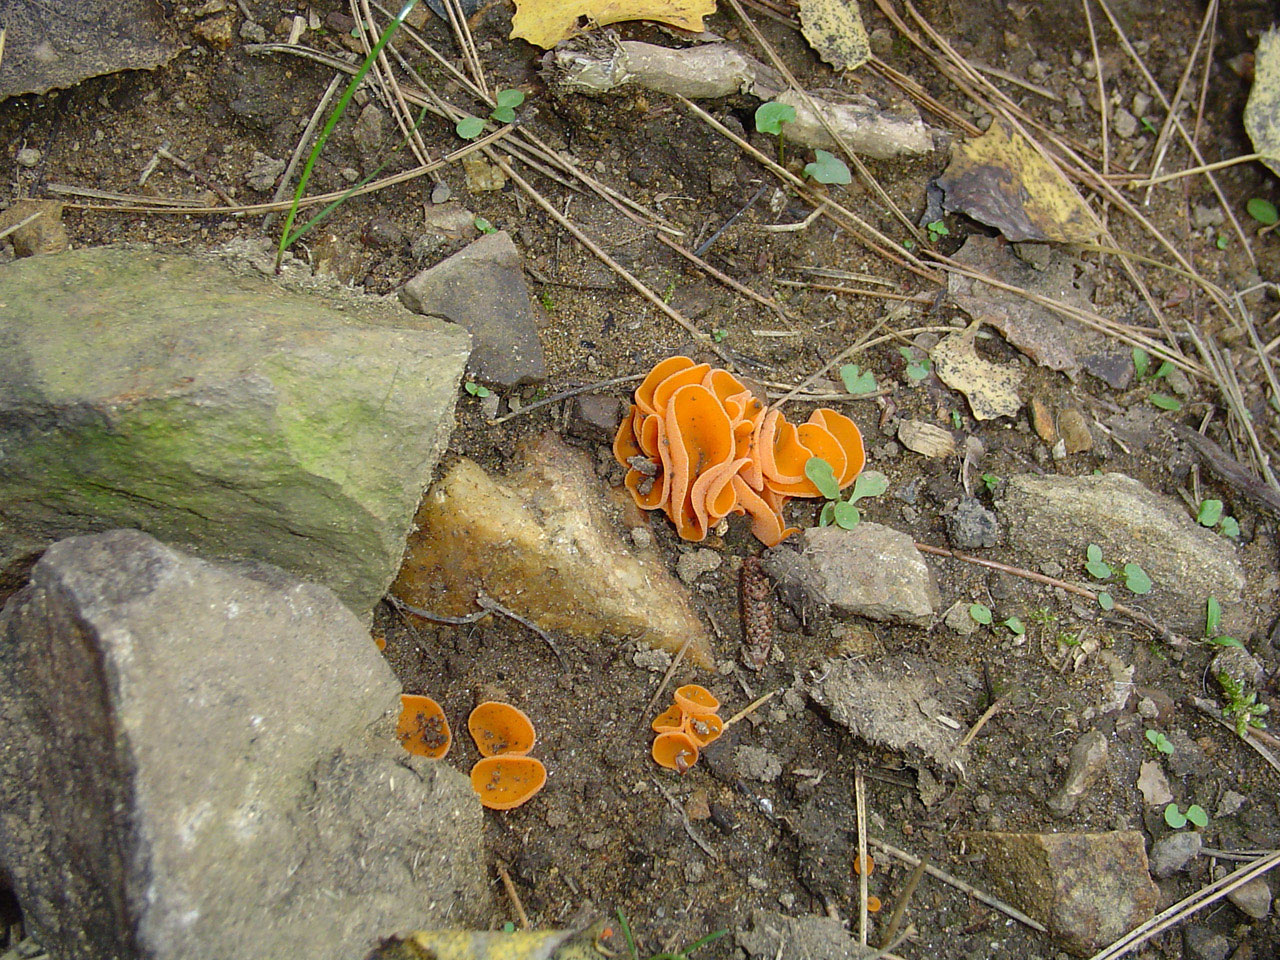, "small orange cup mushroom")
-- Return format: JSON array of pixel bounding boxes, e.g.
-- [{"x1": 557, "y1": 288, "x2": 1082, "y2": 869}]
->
[
  {"x1": 865, "y1": 895, "x2": 882, "y2": 914},
  {"x1": 853, "y1": 853, "x2": 875, "y2": 876},
  {"x1": 674, "y1": 684, "x2": 720, "y2": 716},
  {"x1": 468, "y1": 701, "x2": 536, "y2": 757},
  {"x1": 652, "y1": 731, "x2": 700, "y2": 773},
  {"x1": 470, "y1": 755, "x2": 548, "y2": 810},
  {"x1": 396, "y1": 694, "x2": 452, "y2": 759},
  {"x1": 651, "y1": 703, "x2": 688, "y2": 734},
  {"x1": 684, "y1": 712, "x2": 723, "y2": 747}
]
